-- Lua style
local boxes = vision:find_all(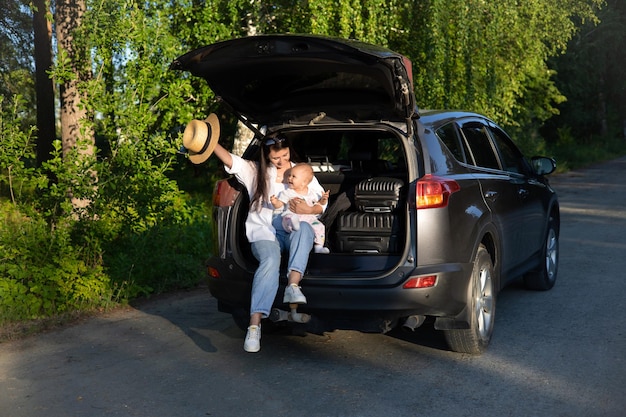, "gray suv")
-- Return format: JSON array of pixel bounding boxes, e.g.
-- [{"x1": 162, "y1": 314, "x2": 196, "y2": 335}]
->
[{"x1": 172, "y1": 34, "x2": 559, "y2": 354}]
